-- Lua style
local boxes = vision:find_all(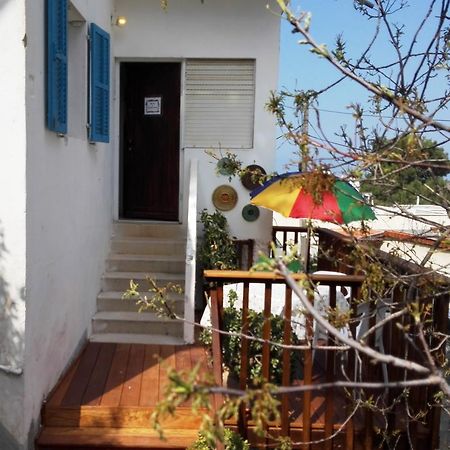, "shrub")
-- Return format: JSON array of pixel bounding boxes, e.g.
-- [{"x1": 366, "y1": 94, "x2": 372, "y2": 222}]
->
[
  {"x1": 201, "y1": 290, "x2": 303, "y2": 385},
  {"x1": 199, "y1": 209, "x2": 237, "y2": 270}
]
